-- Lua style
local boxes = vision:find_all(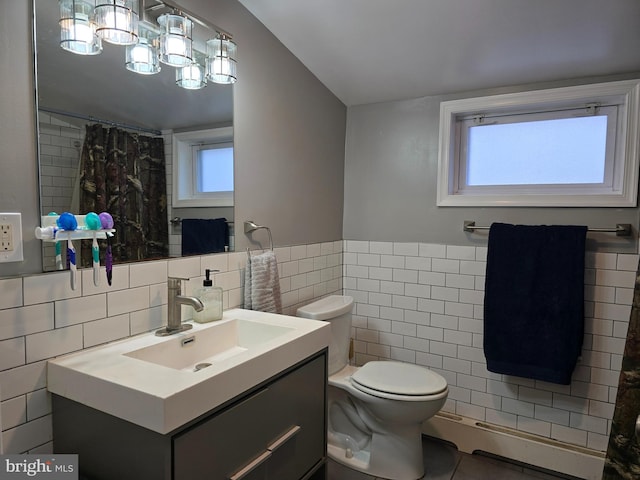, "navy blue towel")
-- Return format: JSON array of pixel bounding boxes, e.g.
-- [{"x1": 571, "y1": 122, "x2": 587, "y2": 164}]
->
[
  {"x1": 483, "y1": 223, "x2": 587, "y2": 385},
  {"x1": 181, "y1": 218, "x2": 229, "y2": 256}
]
